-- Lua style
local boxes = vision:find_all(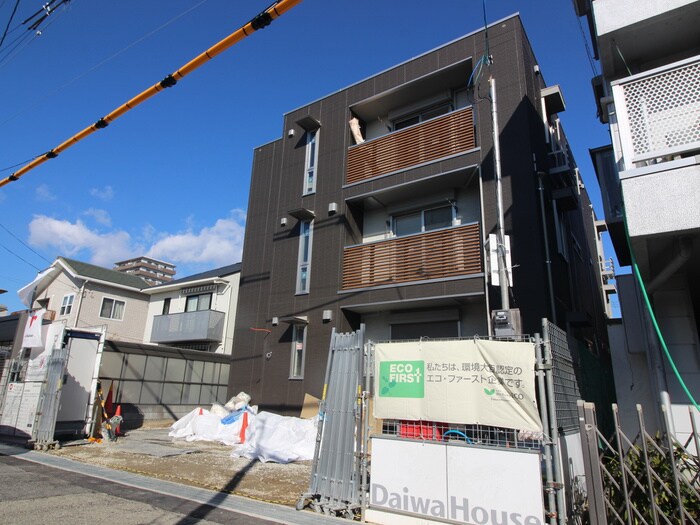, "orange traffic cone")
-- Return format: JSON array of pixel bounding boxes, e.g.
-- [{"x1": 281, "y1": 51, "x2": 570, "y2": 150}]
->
[
  {"x1": 114, "y1": 405, "x2": 122, "y2": 436},
  {"x1": 198, "y1": 407, "x2": 204, "y2": 415},
  {"x1": 239, "y1": 411, "x2": 249, "y2": 444}
]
